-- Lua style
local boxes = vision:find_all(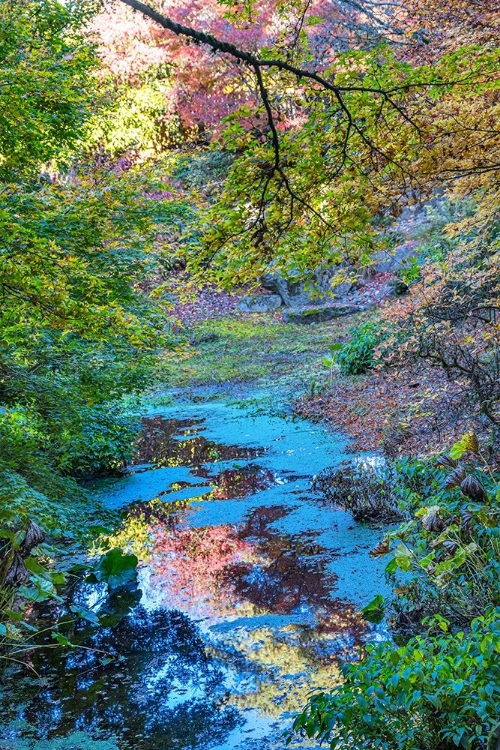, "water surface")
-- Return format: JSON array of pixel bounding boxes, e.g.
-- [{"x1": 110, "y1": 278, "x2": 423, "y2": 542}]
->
[{"x1": 1, "y1": 396, "x2": 389, "y2": 750}]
